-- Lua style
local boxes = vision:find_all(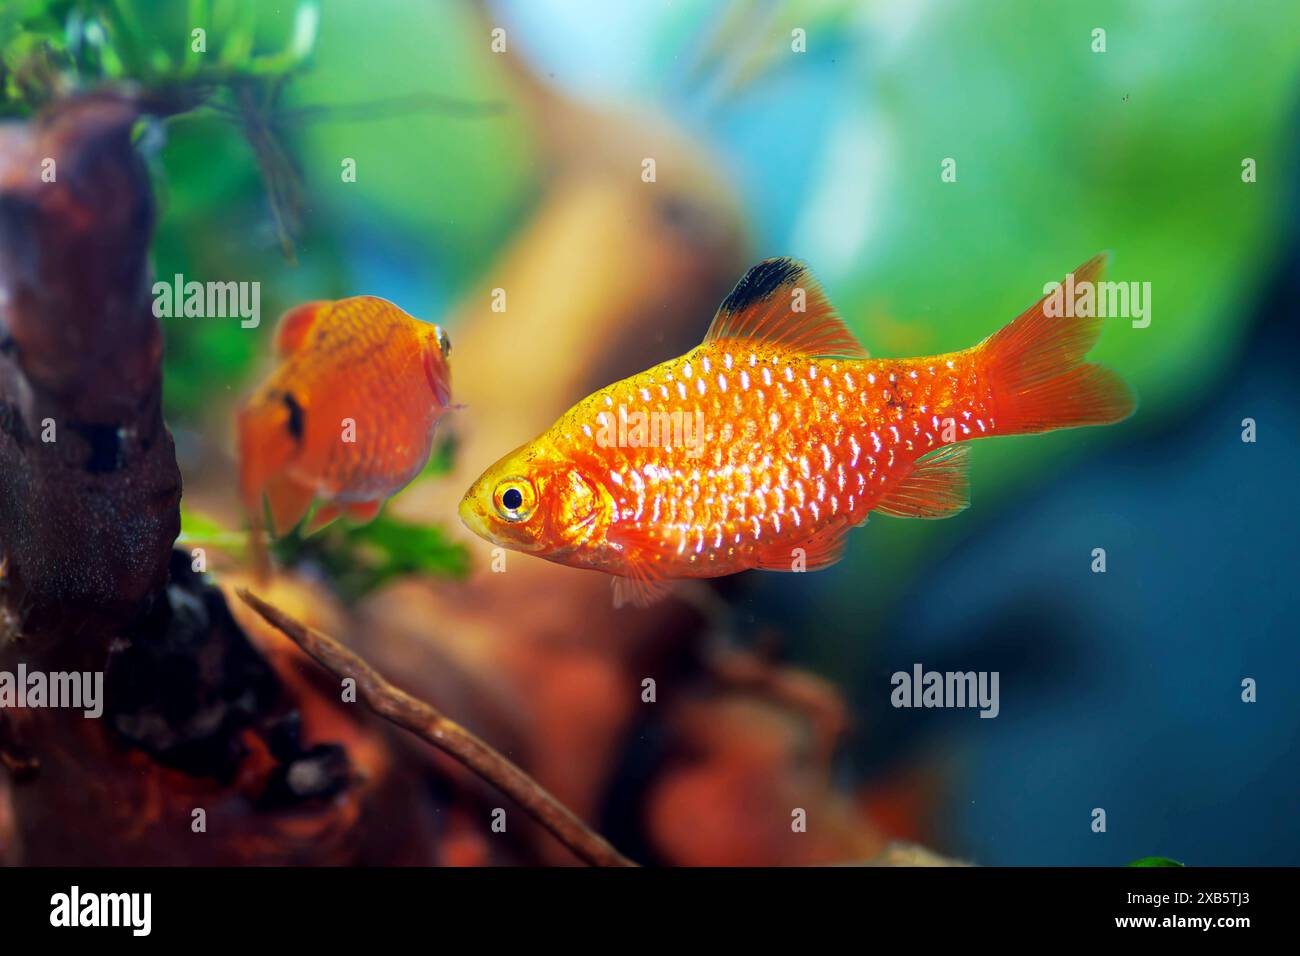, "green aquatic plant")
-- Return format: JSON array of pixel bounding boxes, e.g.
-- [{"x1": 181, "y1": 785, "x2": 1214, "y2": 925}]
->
[
  {"x1": 271, "y1": 511, "x2": 469, "y2": 601},
  {"x1": 1, "y1": 0, "x2": 319, "y2": 113},
  {"x1": 1127, "y1": 857, "x2": 1185, "y2": 867},
  {"x1": 181, "y1": 491, "x2": 469, "y2": 602},
  {"x1": 176, "y1": 506, "x2": 252, "y2": 563}
]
